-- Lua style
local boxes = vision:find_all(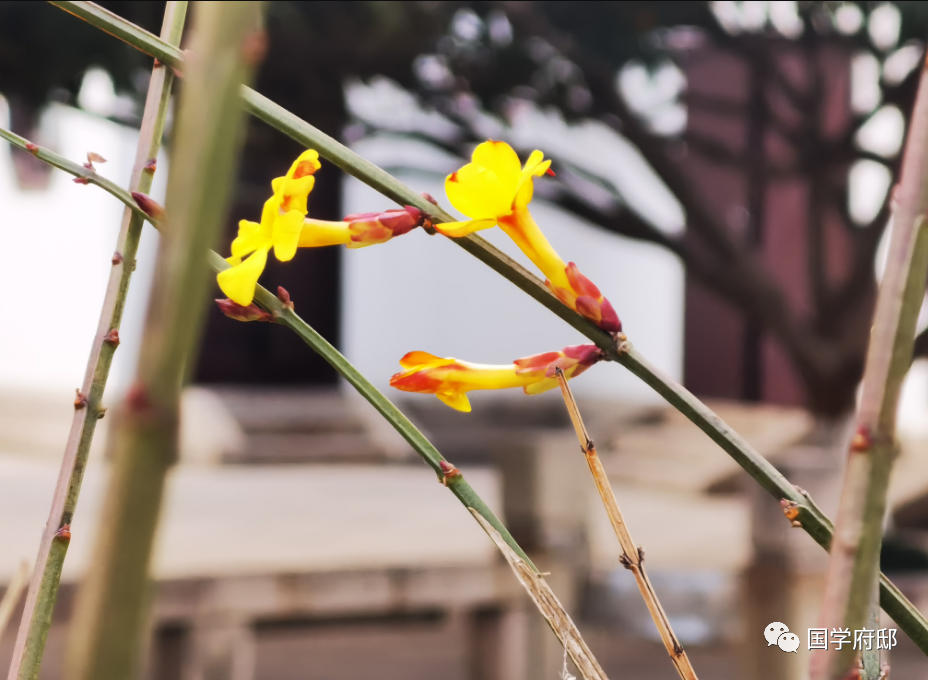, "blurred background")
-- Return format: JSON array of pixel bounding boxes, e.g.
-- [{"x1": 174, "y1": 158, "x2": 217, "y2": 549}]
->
[{"x1": 4, "y1": 1, "x2": 928, "y2": 678}]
